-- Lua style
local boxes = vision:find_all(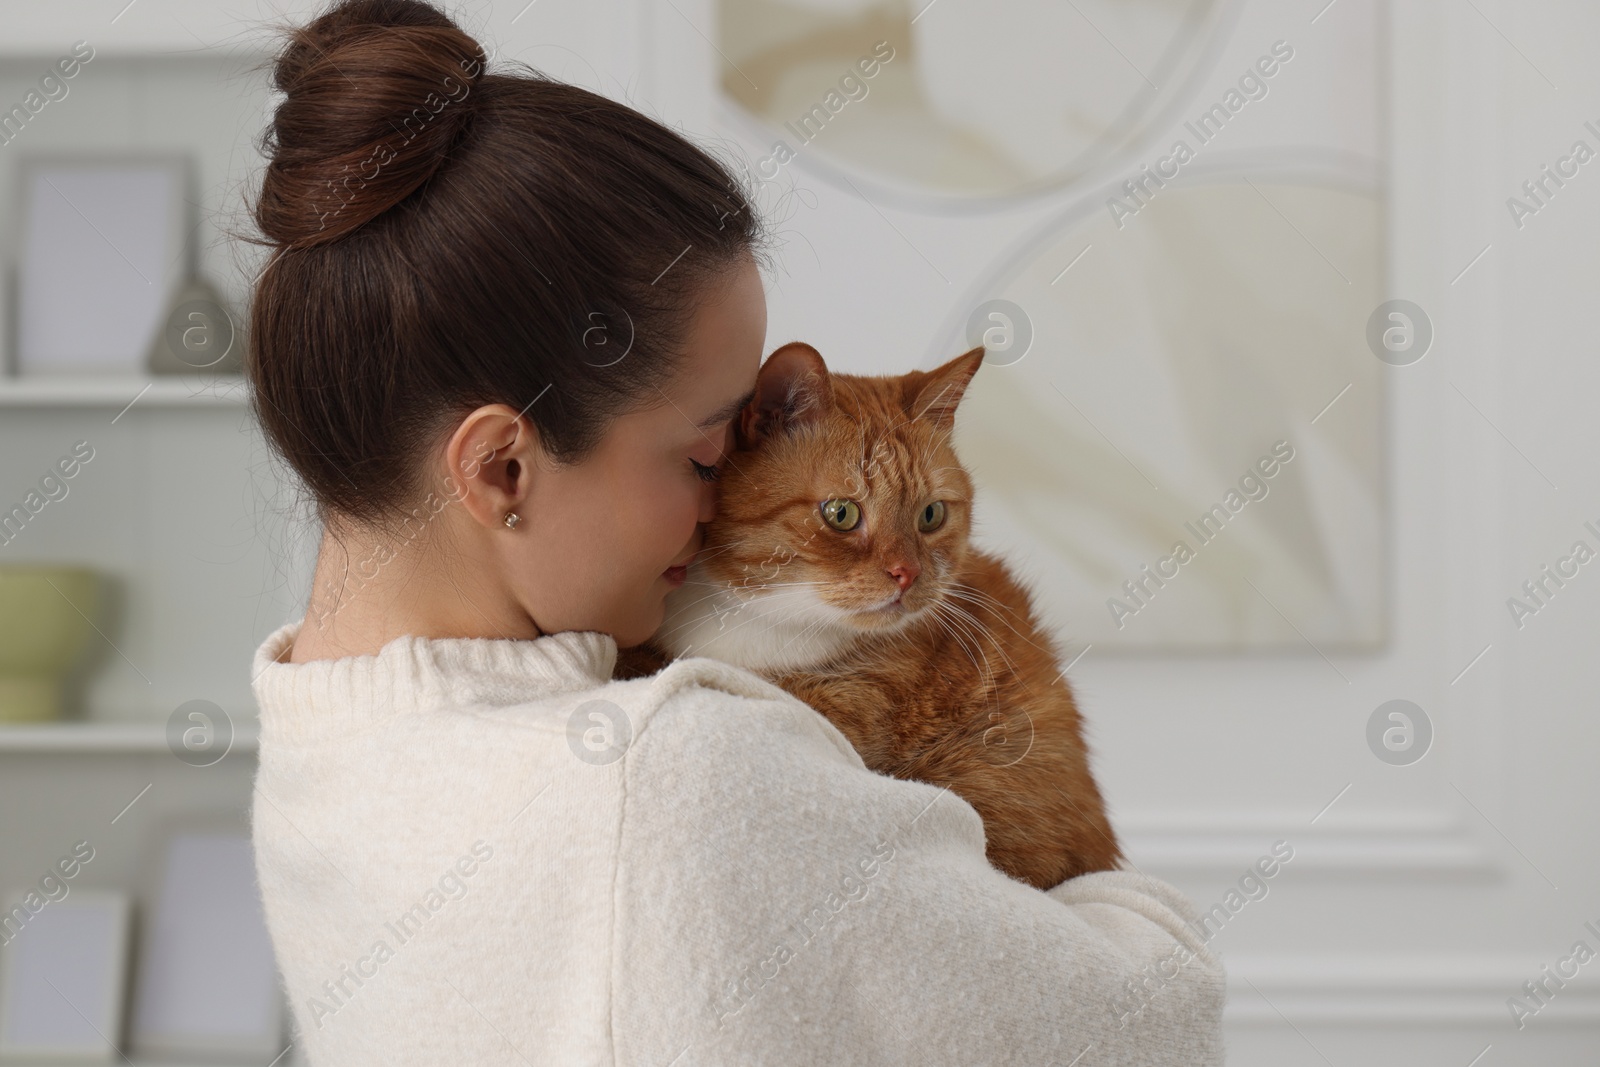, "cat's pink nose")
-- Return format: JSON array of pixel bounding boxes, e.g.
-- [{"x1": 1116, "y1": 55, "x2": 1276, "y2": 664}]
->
[{"x1": 887, "y1": 563, "x2": 920, "y2": 591}]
